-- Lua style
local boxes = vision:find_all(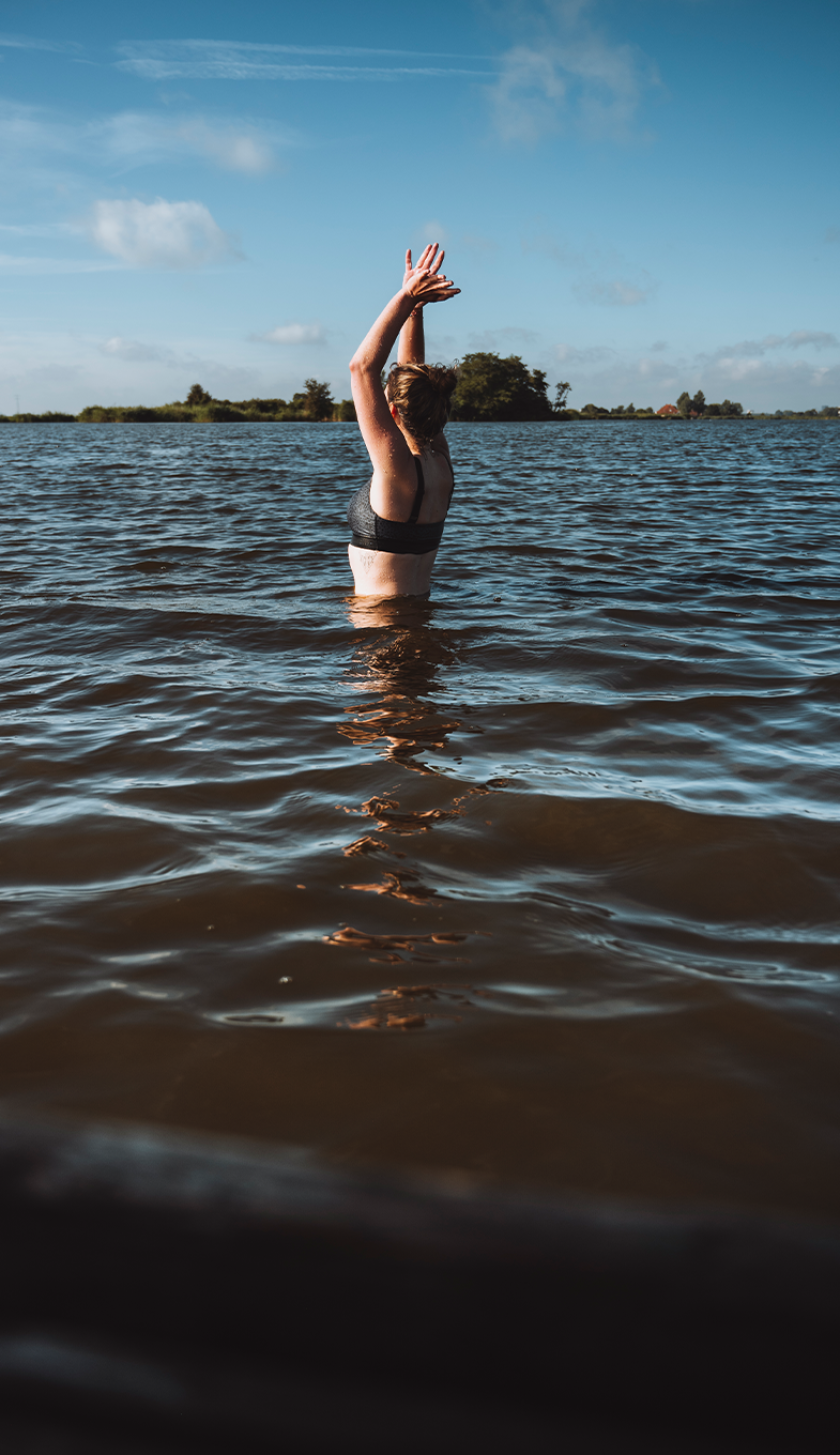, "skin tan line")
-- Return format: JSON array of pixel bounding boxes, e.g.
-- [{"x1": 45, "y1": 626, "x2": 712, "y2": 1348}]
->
[{"x1": 348, "y1": 244, "x2": 460, "y2": 597}]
